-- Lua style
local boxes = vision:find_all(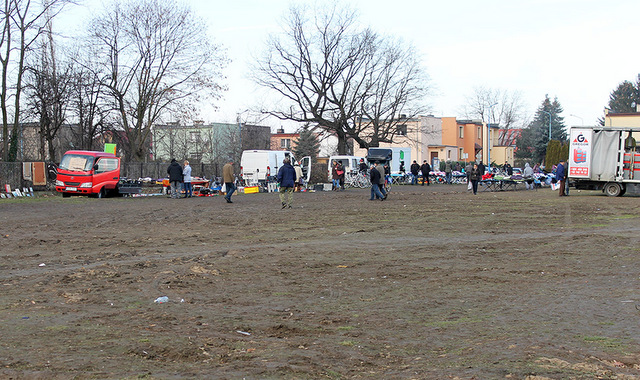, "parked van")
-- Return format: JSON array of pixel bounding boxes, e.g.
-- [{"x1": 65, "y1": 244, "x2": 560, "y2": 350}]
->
[
  {"x1": 55, "y1": 150, "x2": 122, "y2": 198},
  {"x1": 240, "y1": 150, "x2": 310, "y2": 185},
  {"x1": 327, "y1": 155, "x2": 364, "y2": 179}
]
